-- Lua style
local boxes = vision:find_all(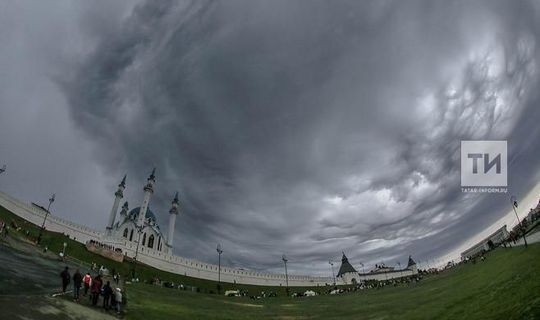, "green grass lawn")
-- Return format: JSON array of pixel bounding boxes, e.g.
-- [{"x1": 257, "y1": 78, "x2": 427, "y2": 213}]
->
[{"x1": 126, "y1": 243, "x2": 540, "y2": 320}]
